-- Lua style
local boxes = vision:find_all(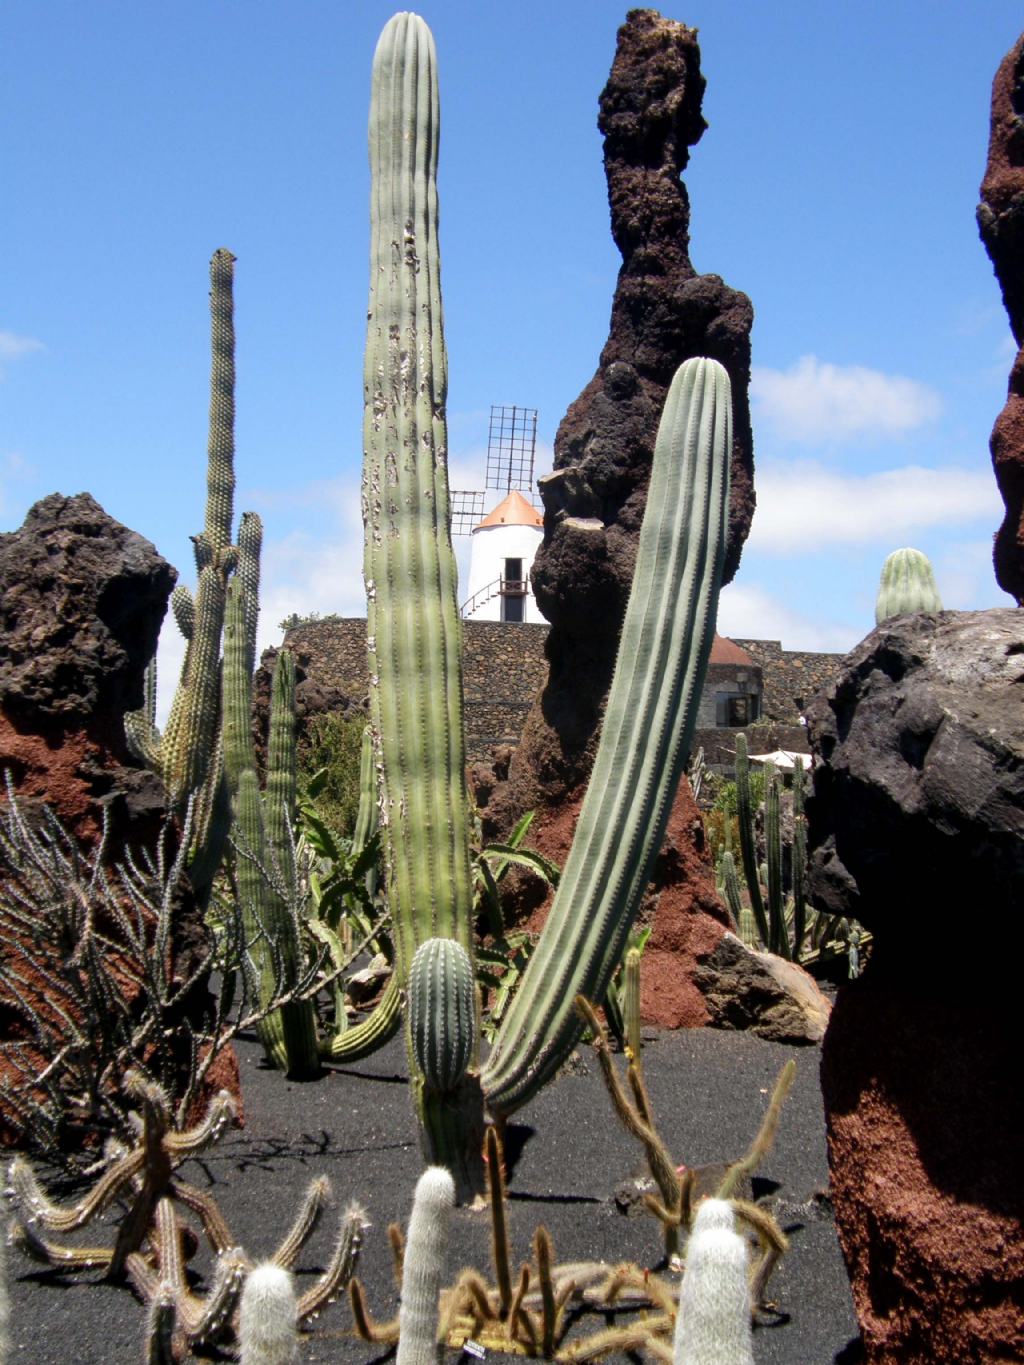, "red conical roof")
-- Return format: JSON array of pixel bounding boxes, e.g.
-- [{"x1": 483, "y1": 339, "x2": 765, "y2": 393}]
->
[{"x1": 474, "y1": 489, "x2": 543, "y2": 530}]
